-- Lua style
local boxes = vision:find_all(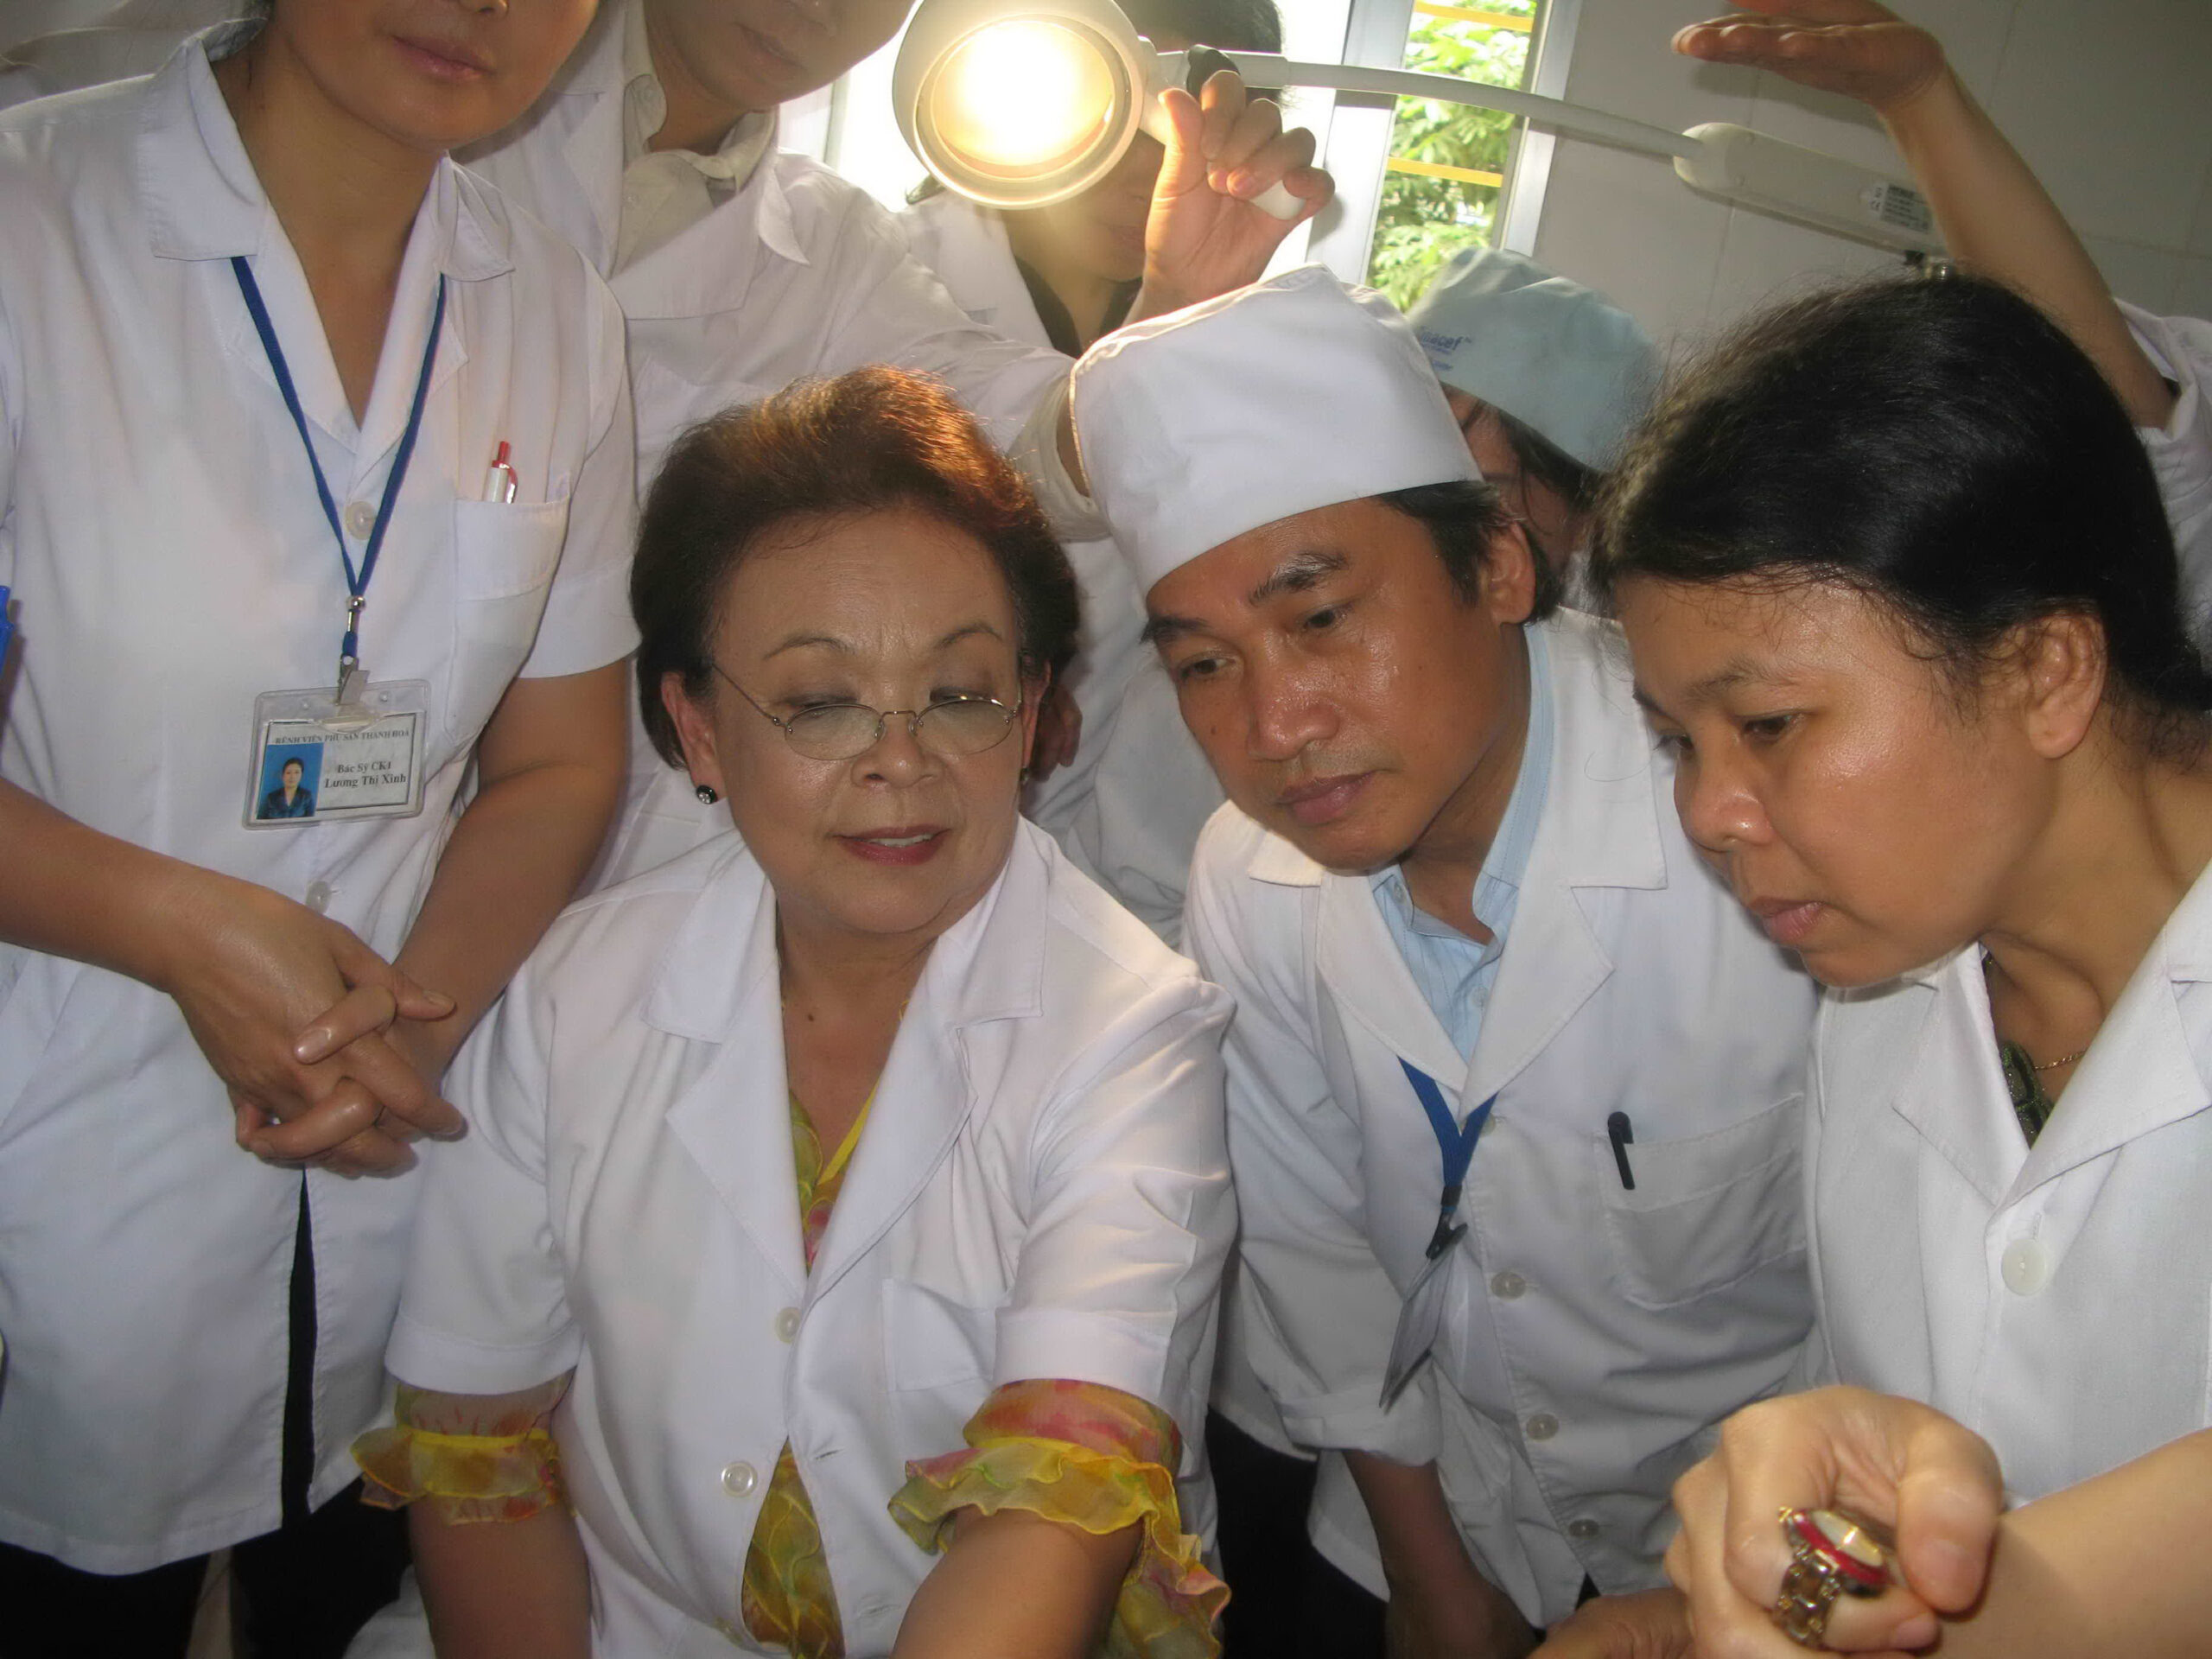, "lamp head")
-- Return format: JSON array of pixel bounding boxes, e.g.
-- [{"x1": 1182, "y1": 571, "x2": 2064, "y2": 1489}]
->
[{"x1": 894, "y1": 0, "x2": 1170, "y2": 209}]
